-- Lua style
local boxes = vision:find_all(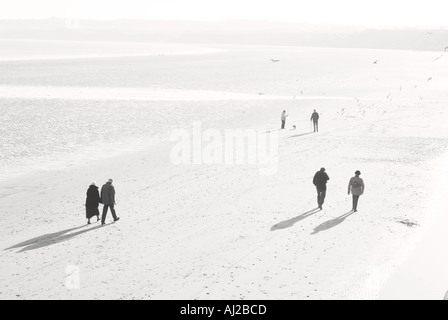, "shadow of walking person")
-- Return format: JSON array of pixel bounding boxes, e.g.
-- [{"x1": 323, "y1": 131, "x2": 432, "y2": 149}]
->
[
  {"x1": 4, "y1": 225, "x2": 87, "y2": 251},
  {"x1": 5, "y1": 223, "x2": 110, "y2": 253},
  {"x1": 288, "y1": 132, "x2": 314, "y2": 139},
  {"x1": 271, "y1": 208, "x2": 321, "y2": 231},
  {"x1": 311, "y1": 210, "x2": 355, "y2": 235},
  {"x1": 263, "y1": 129, "x2": 281, "y2": 134}
]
